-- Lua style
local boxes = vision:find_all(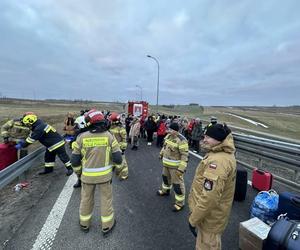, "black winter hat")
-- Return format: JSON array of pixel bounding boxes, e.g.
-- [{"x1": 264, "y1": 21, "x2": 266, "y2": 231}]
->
[
  {"x1": 205, "y1": 123, "x2": 231, "y2": 141},
  {"x1": 169, "y1": 122, "x2": 179, "y2": 132}
]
